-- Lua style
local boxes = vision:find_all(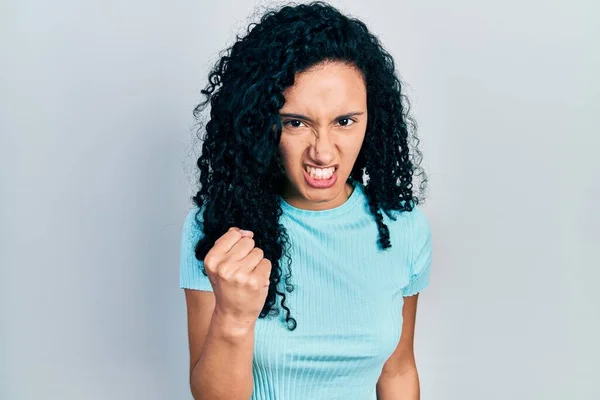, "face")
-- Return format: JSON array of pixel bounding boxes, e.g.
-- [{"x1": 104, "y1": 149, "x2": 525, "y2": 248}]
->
[{"x1": 278, "y1": 61, "x2": 368, "y2": 211}]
